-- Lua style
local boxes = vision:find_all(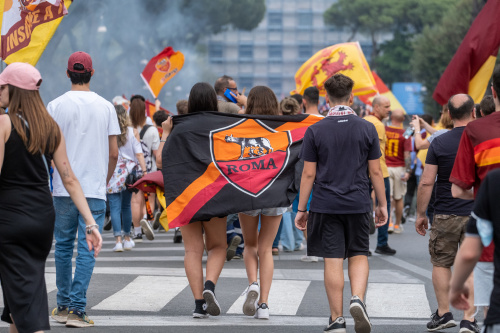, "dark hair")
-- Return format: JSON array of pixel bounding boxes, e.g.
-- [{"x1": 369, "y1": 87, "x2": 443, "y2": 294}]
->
[
  {"x1": 290, "y1": 93, "x2": 303, "y2": 105},
  {"x1": 153, "y1": 110, "x2": 169, "y2": 127},
  {"x1": 492, "y1": 65, "x2": 500, "y2": 101},
  {"x1": 475, "y1": 103, "x2": 482, "y2": 118},
  {"x1": 245, "y1": 86, "x2": 280, "y2": 115},
  {"x1": 176, "y1": 99, "x2": 188, "y2": 115},
  {"x1": 480, "y1": 95, "x2": 495, "y2": 116},
  {"x1": 67, "y1": 64, "x2": 91, "y2": 85},
  {"x1": 214, "y1": 75, "x2": 234, "y2": 95},
  {"x1": 130, "y1": 95, "x2": 145, "y2": 103},
  {"x1": 448, "y1": 94, "x2": 474, "y2": 121},
  {"x1": 324, "y1": 74, "x2": 354, "y2": 104},
  {"x1": 303, "y1": 87, "x2": 319, "y2": 105},
  {"x1": 280, "y1": 97, "x2": 300, "y2": 115},
  {"x1": 129, "y1": 97, "x2": 146, "y2": 128},
  {"x1": 421, "y1": 114, "x2": 434, "y2": 125},
  {"x1": 188, "y1": 82, "x2": 218, "y2": 113}
]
